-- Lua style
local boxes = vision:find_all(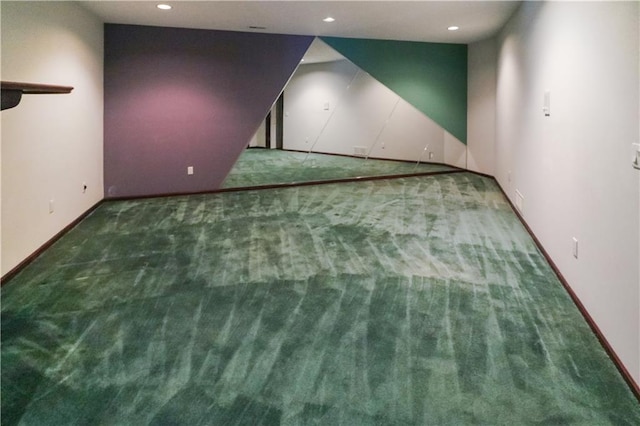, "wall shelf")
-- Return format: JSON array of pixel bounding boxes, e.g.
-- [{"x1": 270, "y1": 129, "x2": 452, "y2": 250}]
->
[{"x1": 1, "y1": 81, "x2": 74, "y2": 110}]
